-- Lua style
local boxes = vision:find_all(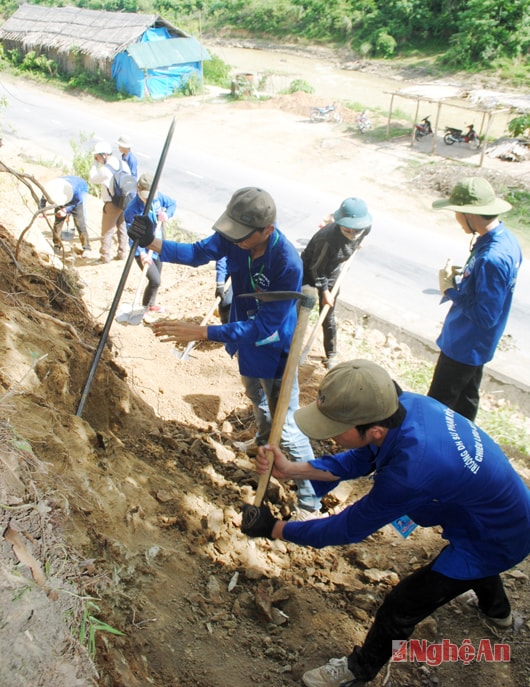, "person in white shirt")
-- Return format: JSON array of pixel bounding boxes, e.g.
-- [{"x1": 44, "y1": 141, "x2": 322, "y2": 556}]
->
[{"x1": 88, "y1": 141, "x2": 131, "y2": 263}]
